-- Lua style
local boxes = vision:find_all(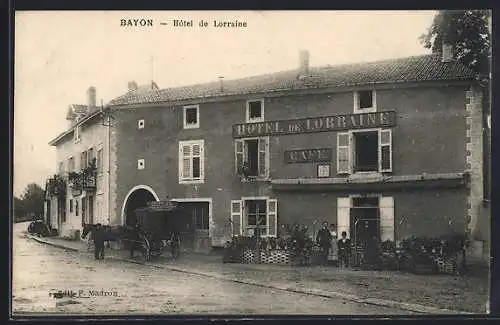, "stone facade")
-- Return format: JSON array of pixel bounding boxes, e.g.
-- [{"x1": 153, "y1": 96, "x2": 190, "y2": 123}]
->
[
  {"x1": 48, "y1": 103, "x2": 114, "y2": 240},
  {"x1": 110, "y1": 82, "x2": 476, "y2": 248}
]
